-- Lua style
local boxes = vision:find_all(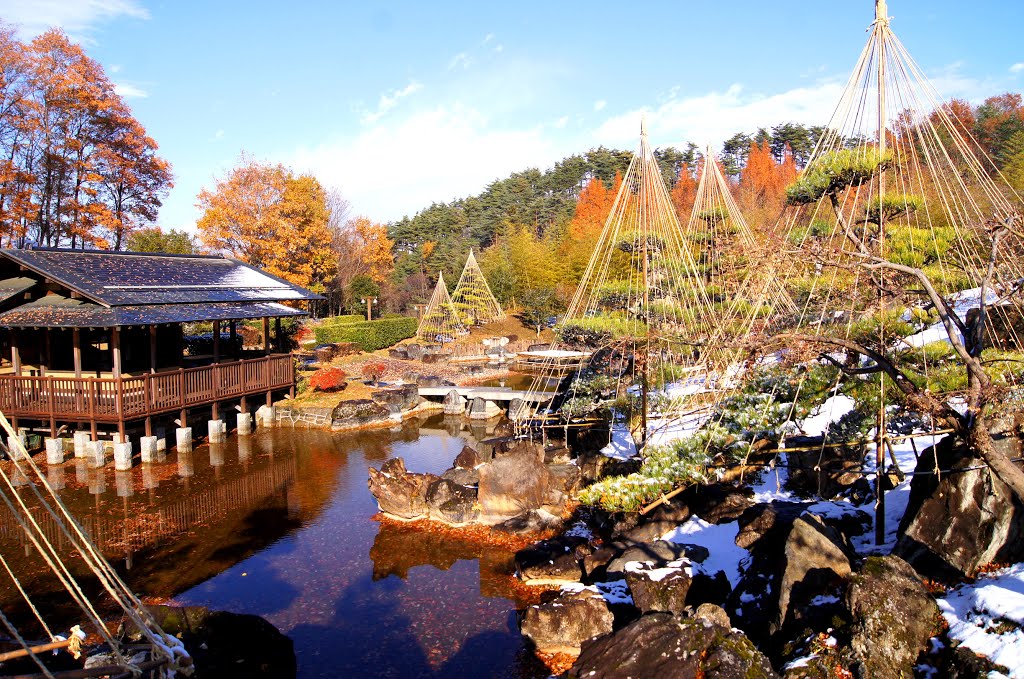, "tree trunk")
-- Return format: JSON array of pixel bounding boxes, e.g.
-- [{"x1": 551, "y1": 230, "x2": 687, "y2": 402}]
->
[{"x1": 968, "y1": 415, "x2": 1024, "y2": 502}]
